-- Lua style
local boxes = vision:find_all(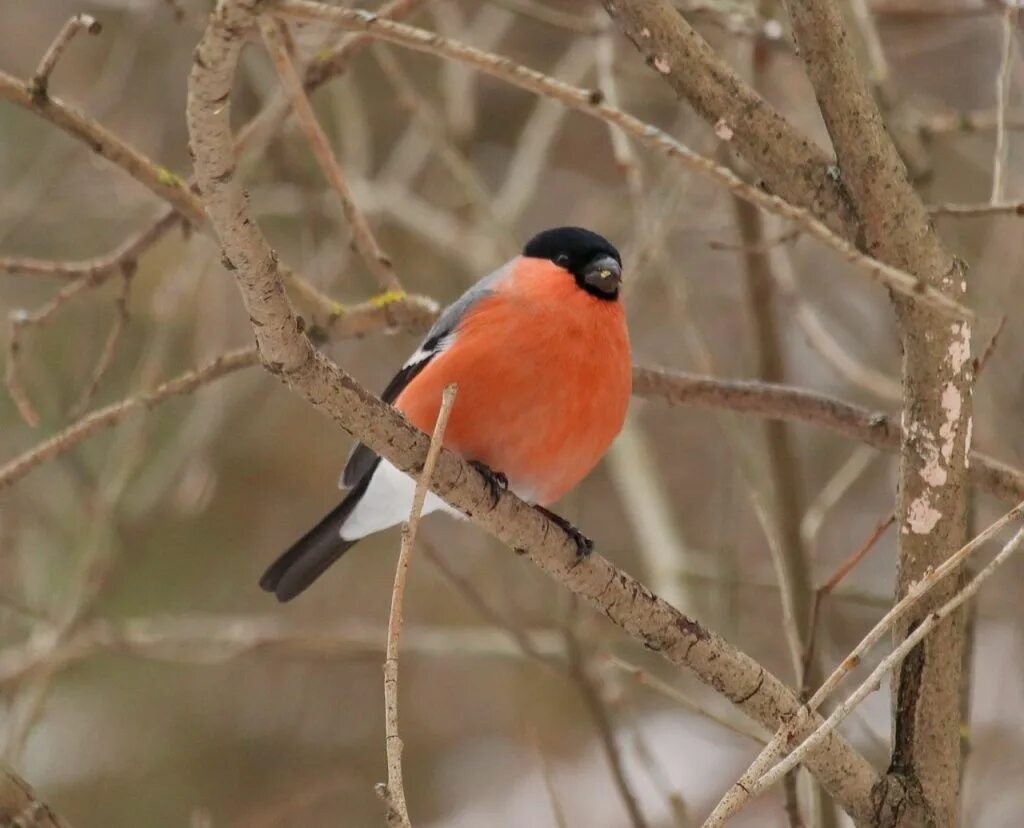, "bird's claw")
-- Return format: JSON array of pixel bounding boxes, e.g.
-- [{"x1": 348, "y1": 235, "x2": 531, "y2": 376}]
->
[
  {"x1": 566, "y1": 525, "x2": 594, "y2": 558},
  {"x1": 469, "y1": 460, "x2": 508, "y2": 506},
  {"x1": 535, "y1": 506, "x2": 594, "y2": 558}
]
